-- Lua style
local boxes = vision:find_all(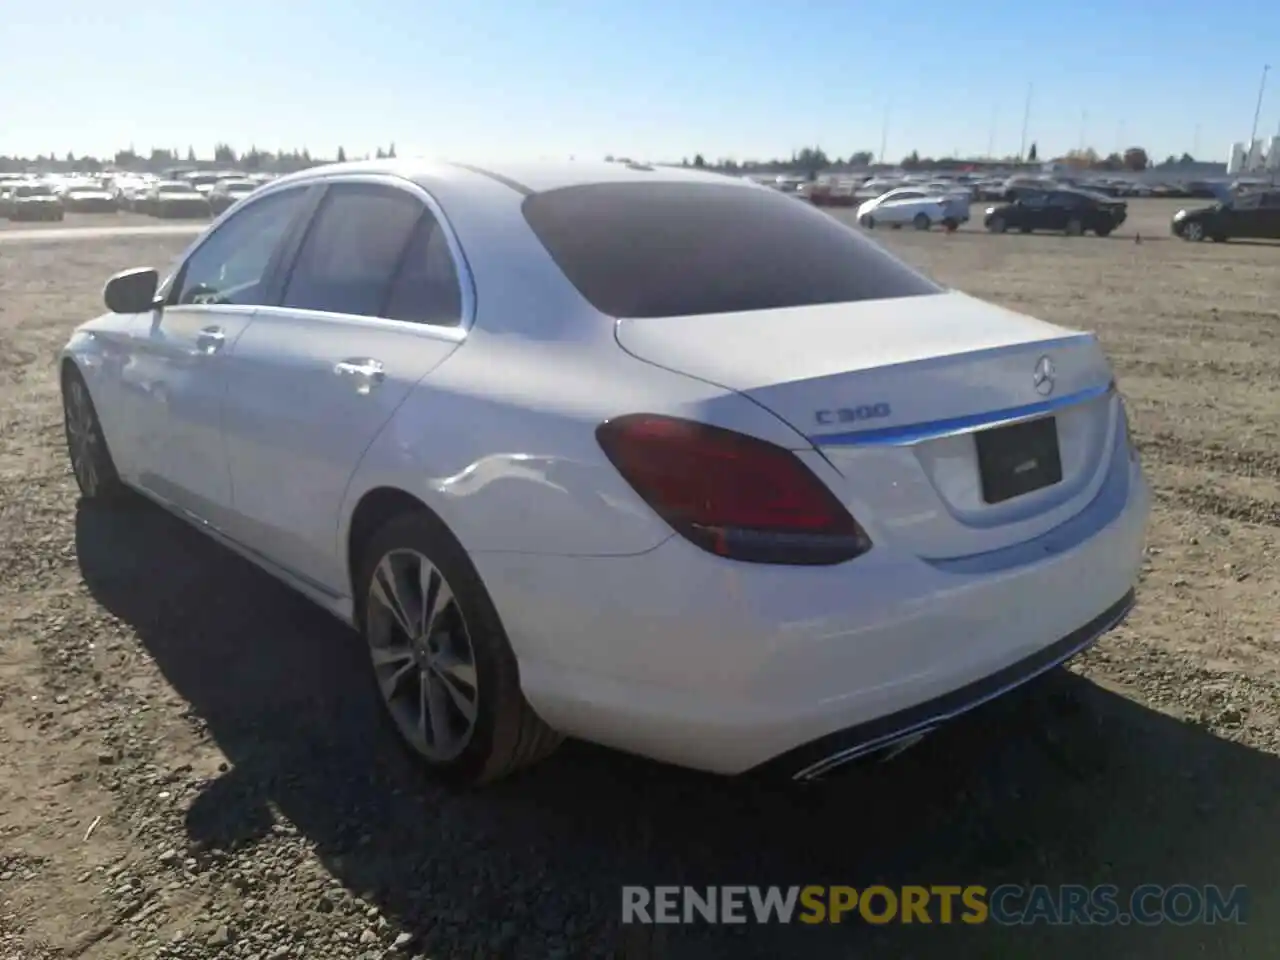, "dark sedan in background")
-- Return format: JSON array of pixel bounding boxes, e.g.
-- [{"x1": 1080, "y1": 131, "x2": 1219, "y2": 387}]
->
[
  {"x1": 138, "y1": 182, "x2": 212, "y2": 219},
  {"x1": 1172, "y1": 191, "x2": 1280, "y2": 242},
  {"x1": 207, "y1": 178, "x2": 259, "y2": 215},
  {"x1": 984, "y1": 188, "x2": 1127, "y2": 237}
]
